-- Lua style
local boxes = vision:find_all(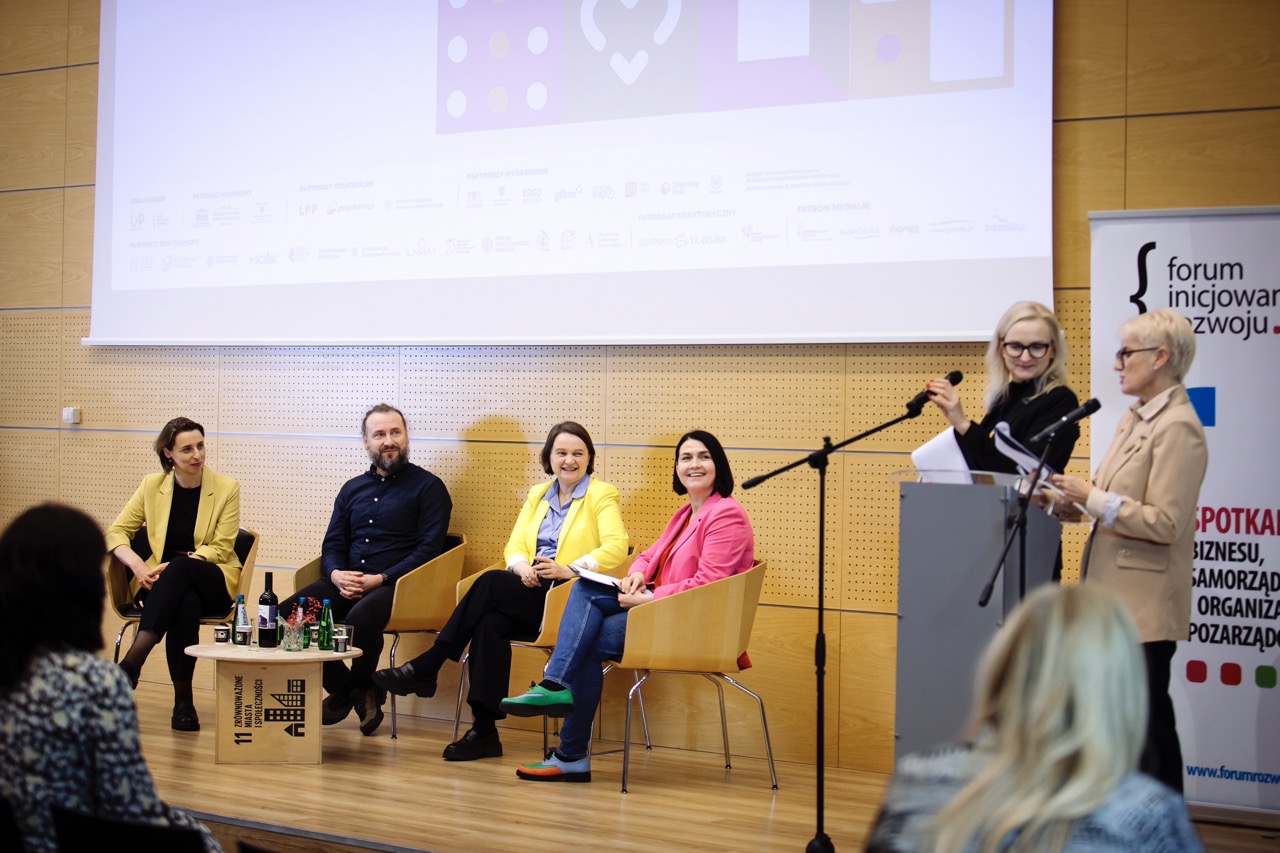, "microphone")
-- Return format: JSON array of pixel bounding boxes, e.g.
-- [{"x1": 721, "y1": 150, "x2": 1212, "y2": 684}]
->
[
  {"x1": 1028, "y1": 398, "x2": 1101, "y2": 444},
  {"x1": 906, "y1": 370, "x2": 963, "y2": 416}
]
